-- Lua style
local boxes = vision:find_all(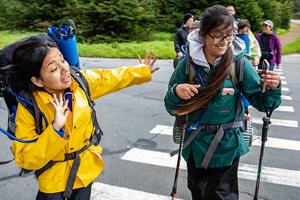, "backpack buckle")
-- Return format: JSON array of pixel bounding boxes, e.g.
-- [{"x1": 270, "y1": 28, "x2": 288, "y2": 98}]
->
[
  {"x1": 64, "y1": 152, "x2": 76, "y2": 160},
  {"x1": 204, "y1": 125, "x2": 220, "y2": 133}
]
